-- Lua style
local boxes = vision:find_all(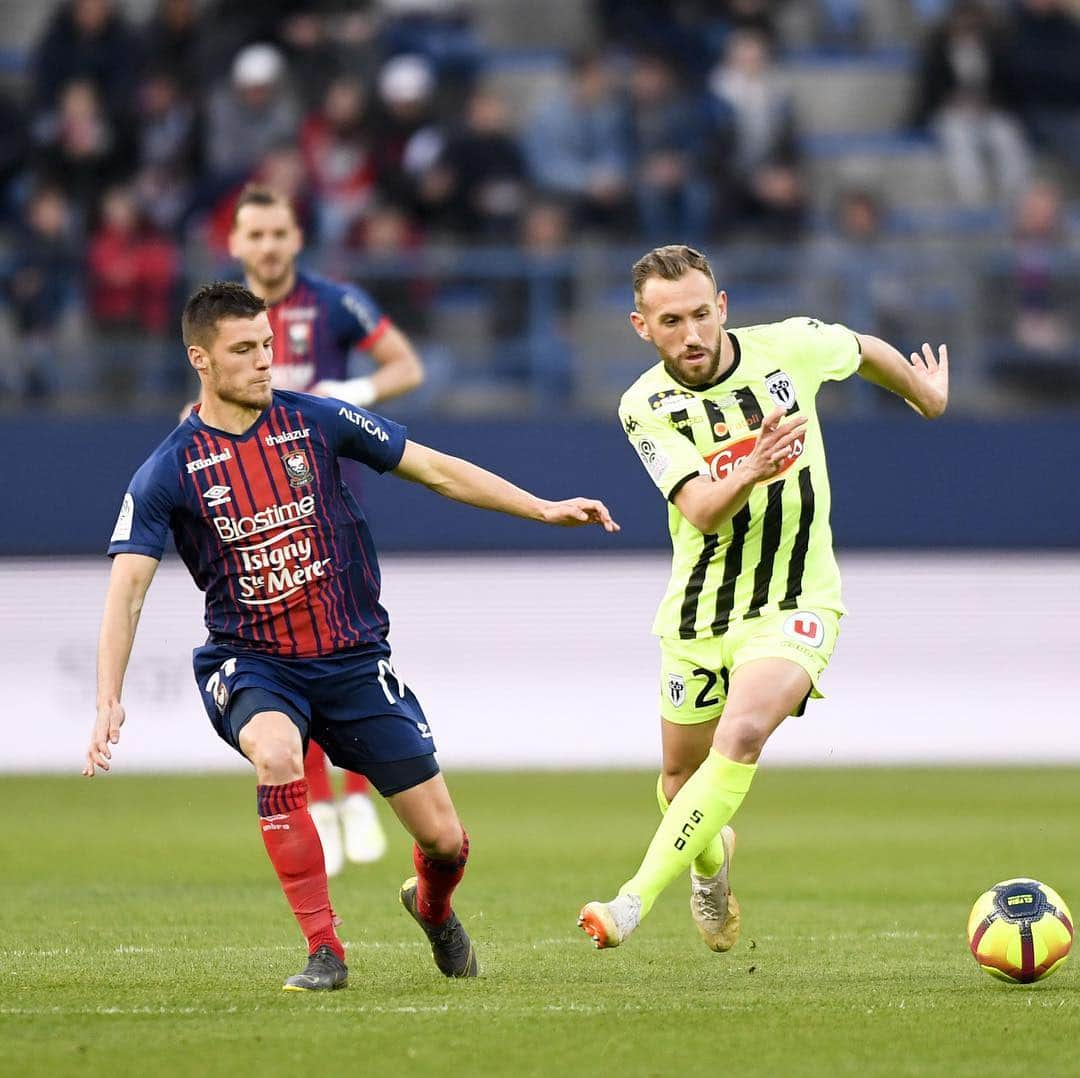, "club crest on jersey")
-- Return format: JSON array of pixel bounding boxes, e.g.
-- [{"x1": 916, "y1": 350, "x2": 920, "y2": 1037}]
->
[
  {"x1": 287, "y1": 319, "x2": 312, "y2": 357},
  {"x1": 281, "y1": 449, "x2": 313, "y2": 488},
  {"x1": 765, "y1": 370, "x2": 798, "y2": 412},
  {"x1": 783, "y1": 612, "x2": 824, "y2": 649},
  {"x1": 666, "y1": 673, "x2": 686, "y2": 708}
]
